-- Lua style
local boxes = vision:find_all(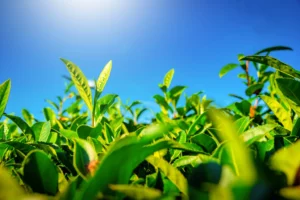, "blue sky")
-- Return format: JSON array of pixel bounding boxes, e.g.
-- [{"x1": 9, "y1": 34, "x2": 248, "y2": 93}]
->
[{"x1": 0, "y1": 0, "x2": 300, "y2": 120}]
